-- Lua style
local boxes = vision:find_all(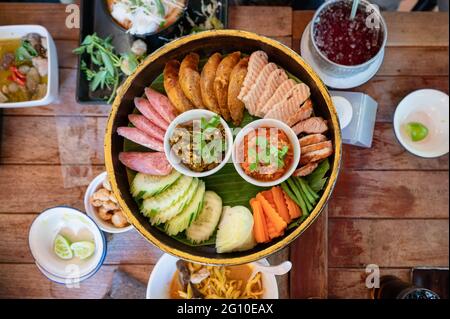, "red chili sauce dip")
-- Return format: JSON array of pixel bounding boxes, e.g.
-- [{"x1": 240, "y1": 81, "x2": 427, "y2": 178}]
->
[
  {"x1": 313, "y1": 1, "x2": 384, "y2": 66},
  {"x1": 240, "y1": 127, "x2": 293, "y2": 182}
]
